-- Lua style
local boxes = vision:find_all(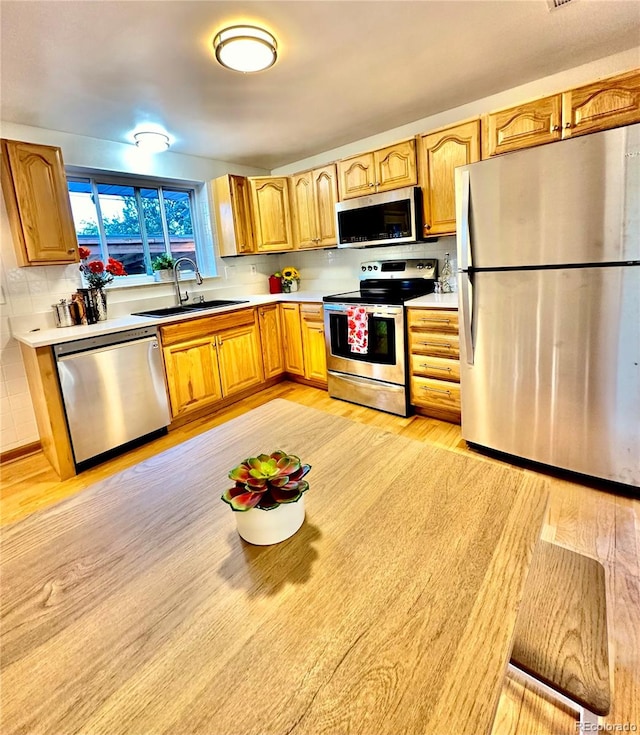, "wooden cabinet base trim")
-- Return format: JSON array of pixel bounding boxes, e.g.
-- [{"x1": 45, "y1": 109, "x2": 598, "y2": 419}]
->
[
  {"x1": 0, "y1": 441, "x2": 42, "y2": 465},
  {"x1": 284, "y1": 373, "x2": 327, "y2": 390},
  {"x1": 414, "y1": 406, "x2": 461, "y2": 424}
]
